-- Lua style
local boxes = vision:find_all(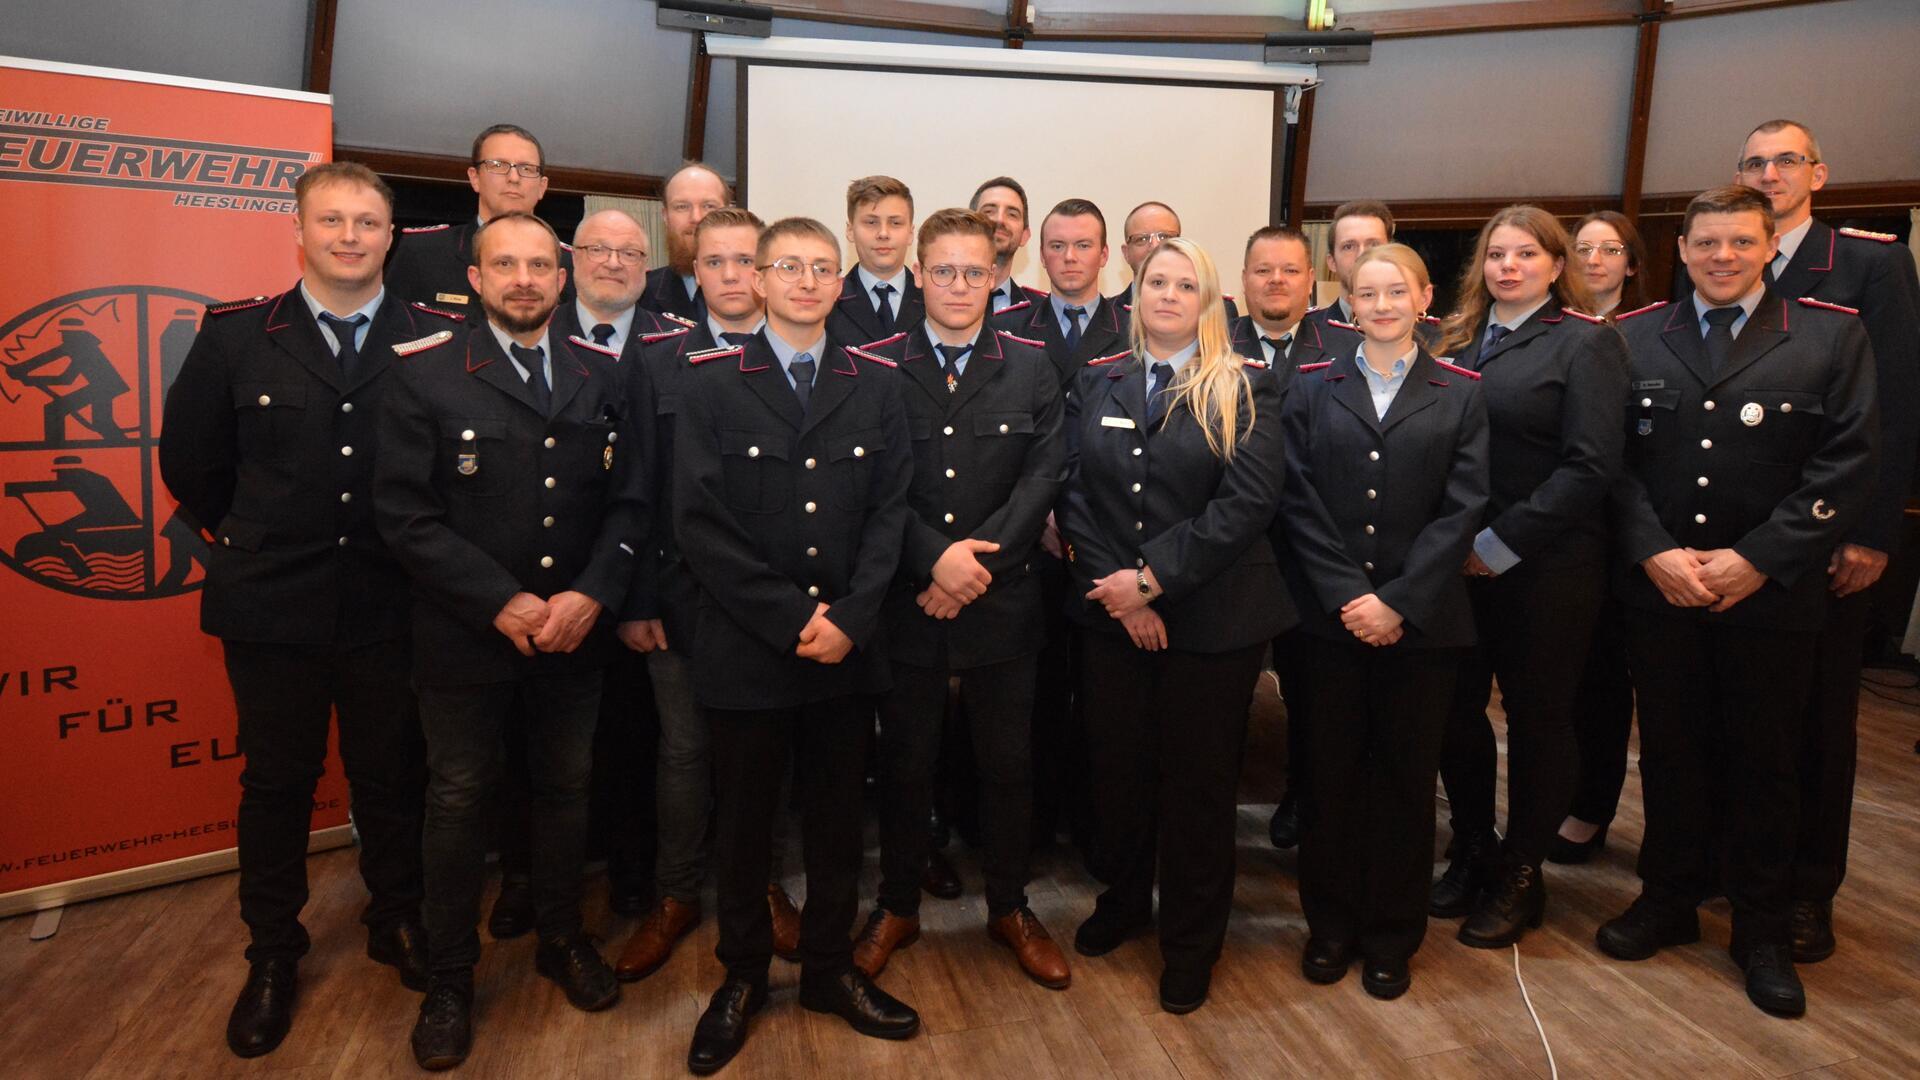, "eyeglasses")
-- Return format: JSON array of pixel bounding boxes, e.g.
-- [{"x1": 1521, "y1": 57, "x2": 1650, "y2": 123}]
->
[
  {"x1": 576, "y1": 243, "x2": 645, "y2": 265},
  {"x1": 699, "y1": 254, "x2": 757, "y2": 272},
  {"x1": 925, "y1": 264, "x2": 993, "y2": 288},
  {"x1": 1737, "y1": 152, "x2": 1816, "y2": 175},
  {"x1": 759, "y1": 258, "x2": 840, "y2": 282},
  {"x1": 1125, "y1": 230, "x2": 1177, "y2": 247},
  {"x1": 474, "y1": 159, "x2": 545, "y2": 179},
  {"x1": 1574, "y1": 242, "x2": 1627, "y2": 258}
]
